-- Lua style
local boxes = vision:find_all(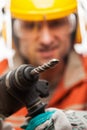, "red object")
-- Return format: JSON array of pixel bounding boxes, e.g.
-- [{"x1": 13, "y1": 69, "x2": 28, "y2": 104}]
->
[{"x1": 0, "y1": 59, "x2": 8, "y2": 75}]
